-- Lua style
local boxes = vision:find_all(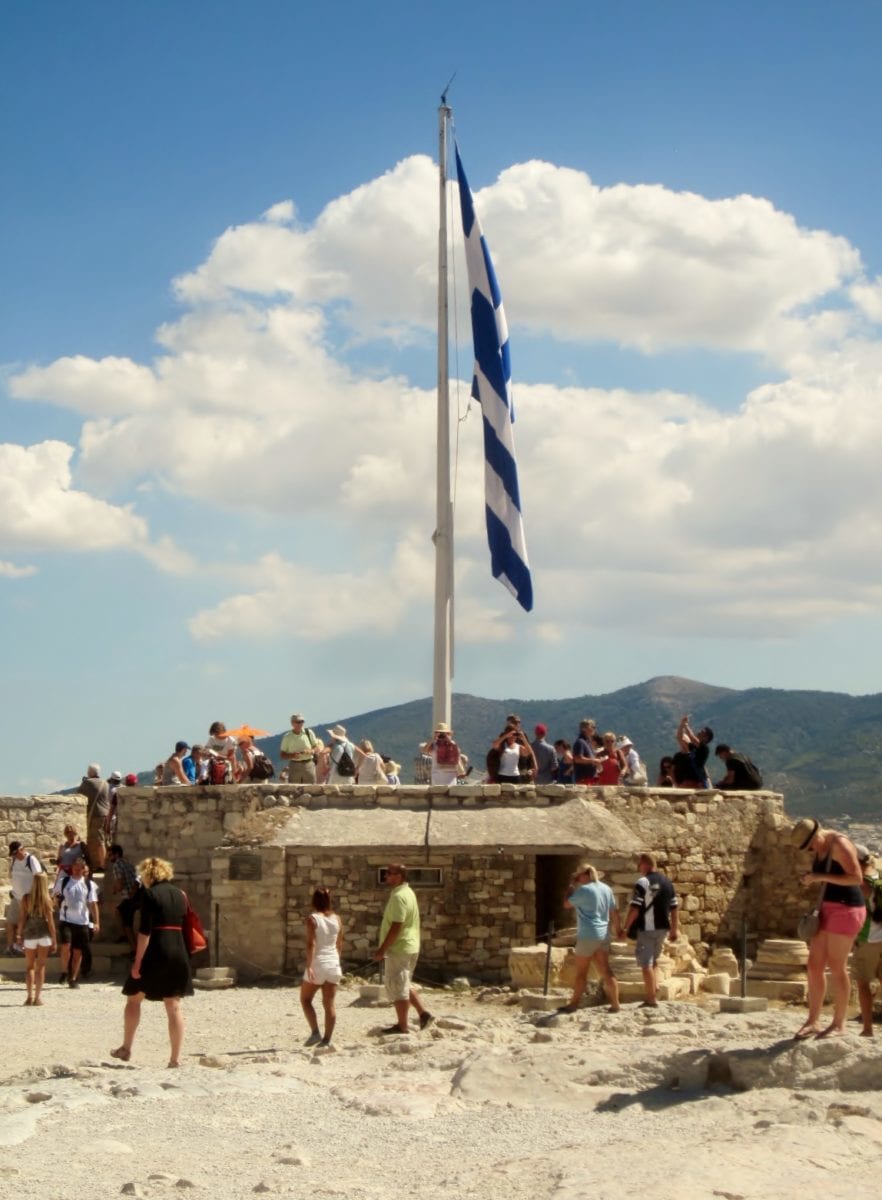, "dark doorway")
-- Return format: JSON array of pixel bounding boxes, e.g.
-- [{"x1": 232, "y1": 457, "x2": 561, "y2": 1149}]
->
[{"x1": 535, "y1": 854, "x2": 585, "y2": 940}]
